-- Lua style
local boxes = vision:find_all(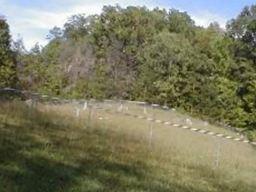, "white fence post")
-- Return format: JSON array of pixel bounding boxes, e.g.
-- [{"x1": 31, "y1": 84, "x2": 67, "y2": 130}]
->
[{"x1": 214, "y1": 139, "x2": 221, "y2": 169}]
